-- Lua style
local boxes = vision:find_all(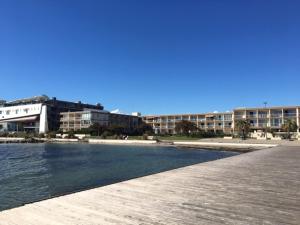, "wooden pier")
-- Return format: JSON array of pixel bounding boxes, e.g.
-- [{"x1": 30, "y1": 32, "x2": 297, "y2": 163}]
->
[{"x1": 0, "y1": 146, "x2": 299, "y2": 225}]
